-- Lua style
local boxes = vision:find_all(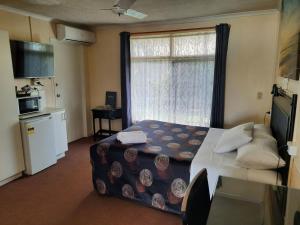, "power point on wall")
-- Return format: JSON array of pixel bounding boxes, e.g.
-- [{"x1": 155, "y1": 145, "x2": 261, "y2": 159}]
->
[{"x1": 287, "y1": 141, "x2": 298, "y2": 156}]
